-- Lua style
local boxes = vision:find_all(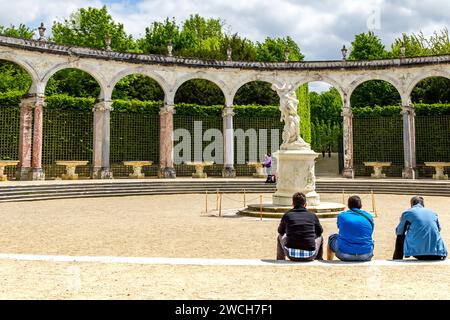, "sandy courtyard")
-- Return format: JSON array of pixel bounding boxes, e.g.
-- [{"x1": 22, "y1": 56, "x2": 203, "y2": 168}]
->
[{"x1": 0, "y1": 192, "x2": 449, "y2": 299}]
